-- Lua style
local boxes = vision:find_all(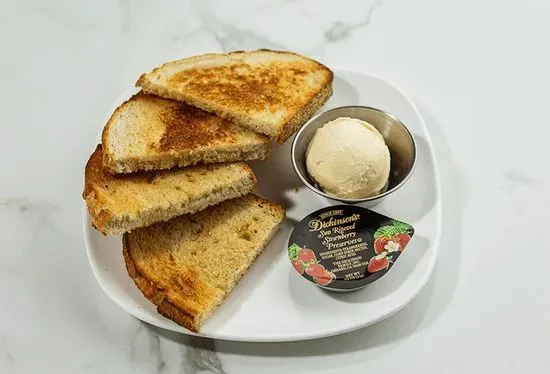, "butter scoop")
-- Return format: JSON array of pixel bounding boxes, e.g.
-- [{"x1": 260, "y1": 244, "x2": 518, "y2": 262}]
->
[{"x1": 305, "y1": 117, "x2": 391, "y2": 199}]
